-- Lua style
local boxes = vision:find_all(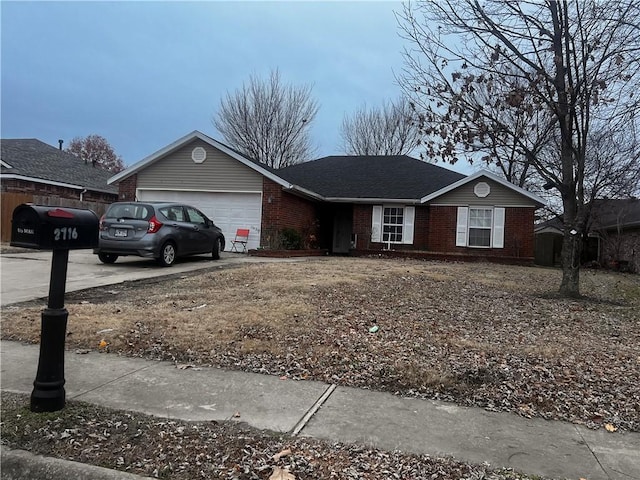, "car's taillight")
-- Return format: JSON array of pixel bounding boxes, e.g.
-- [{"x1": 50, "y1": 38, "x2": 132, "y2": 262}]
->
[
  {"x1": 147, "y1": 215, "x2": 163, "y2": 233},
  {"x1": 99, "y1": 214, "x2": 107, "y2": 231}
]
